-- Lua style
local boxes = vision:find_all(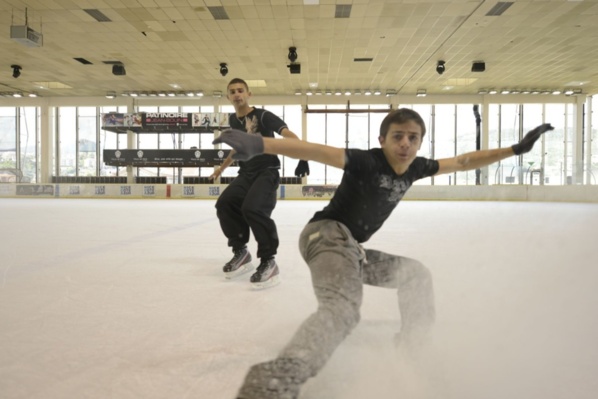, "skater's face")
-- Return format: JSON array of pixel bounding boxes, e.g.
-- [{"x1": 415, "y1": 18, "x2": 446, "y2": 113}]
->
[
  {"x1": 379, "y1": 121, "x2": 423, "y2": 175},
  {"x1": 227, "y1": 83, "x2": 251, "y2": 110}
]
